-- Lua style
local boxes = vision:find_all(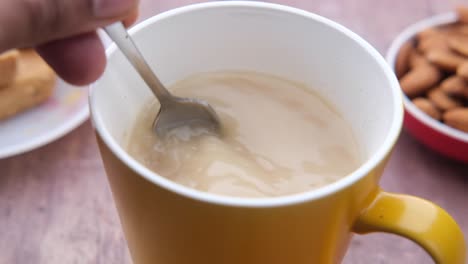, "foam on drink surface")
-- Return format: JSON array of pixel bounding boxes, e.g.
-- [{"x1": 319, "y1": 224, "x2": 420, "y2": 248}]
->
[{"x1": 127, "y1": 71, "x2": 362, "y2": 198}]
